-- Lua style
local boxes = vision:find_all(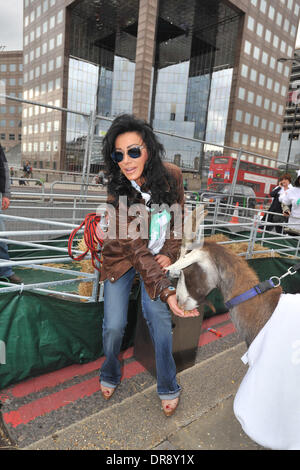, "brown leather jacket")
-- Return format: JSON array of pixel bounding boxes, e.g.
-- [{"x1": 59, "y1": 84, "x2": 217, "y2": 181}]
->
[{"x1": 100, "y1": 162, "x2": 184, "y2": 300}]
